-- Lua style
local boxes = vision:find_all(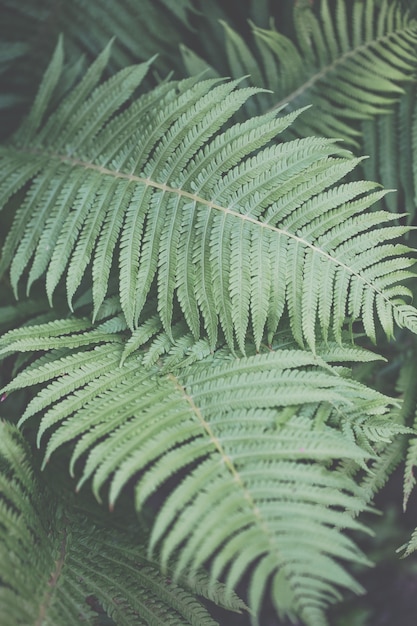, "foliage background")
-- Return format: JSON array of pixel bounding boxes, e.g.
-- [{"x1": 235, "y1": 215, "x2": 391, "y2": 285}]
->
[{"x1": 2, "y1": 0, "x2": 417, "y2": 624}]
